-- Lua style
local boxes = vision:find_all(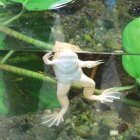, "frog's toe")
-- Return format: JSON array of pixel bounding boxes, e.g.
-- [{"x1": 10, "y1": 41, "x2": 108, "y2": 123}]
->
[
  {"x1": 41, "y1": 113, "x2": 64, "y2": 127},
  {"x1": 98, "y1": 89, "x2": 122, "y2": 103}
]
